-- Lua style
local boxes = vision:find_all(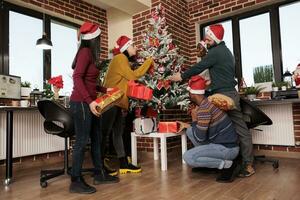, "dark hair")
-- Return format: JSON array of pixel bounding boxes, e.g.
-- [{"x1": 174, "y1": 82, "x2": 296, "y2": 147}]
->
[
  {"x1": 71, "y1": 36, "x2": 101, "y2": 69},
  {"x1": 123, "y1": 50, "x2": 136, "y2": 63}
]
